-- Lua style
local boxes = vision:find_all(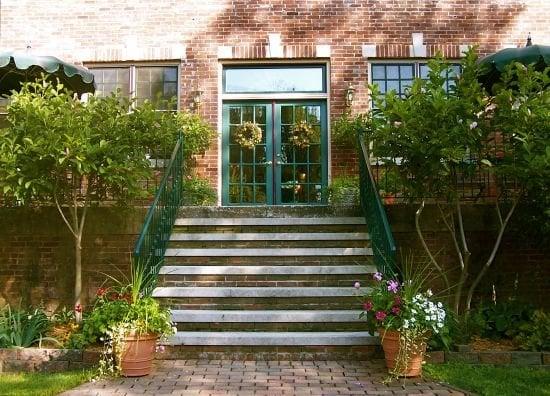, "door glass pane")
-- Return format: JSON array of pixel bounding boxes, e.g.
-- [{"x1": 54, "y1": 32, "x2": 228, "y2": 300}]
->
[
  {"x1": 276, "y1": 104, "x2": 325, "y2": 205},
  {"x1": 224, "y1": 66, "x2": 325, "y2": 93},
  {"x1": 255, "y1": 185, "x2": 267, "y2": 203},
  {"x1": 229, "y1": 107, "x2": 241, "y2": 124}
]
